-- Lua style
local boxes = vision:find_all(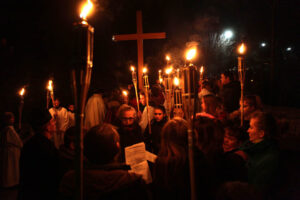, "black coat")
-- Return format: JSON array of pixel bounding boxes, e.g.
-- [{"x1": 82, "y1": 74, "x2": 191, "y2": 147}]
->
[
  {"x1": 60, "y1": 163, "x2": 149, "y2": 200},
  {"x1": 151, "y1": 148, "x2": 214, "y2": 200},
  {"x1": 19, "y1": 133, "x2": 59, "y2": 200},
  {"x1": 219, "y1": 81, "x2": 241, "y2": 113},
  {"x1": 117, "y1": 123, "x2": 144, "y2": 162},
  {"x1": 242, "y1": 139, "x2": 280, "y2": 193},
  {"x1": 217, "y1": 149, "x2": 248, "y2": 184},
  {"x1": 58, "y1": 145, "x2": 75, "y2": 182},
  {"x1": 144, "y1": 117, "x2": 168, "y2": 154}
]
